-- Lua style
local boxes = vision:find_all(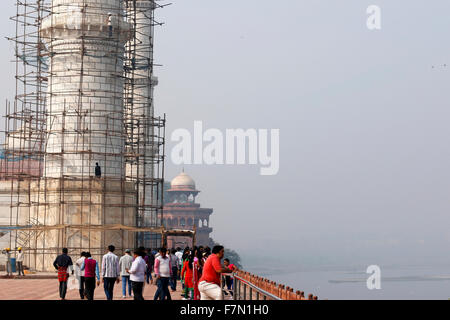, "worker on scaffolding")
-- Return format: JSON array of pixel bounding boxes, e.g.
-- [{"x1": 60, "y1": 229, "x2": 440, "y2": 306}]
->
[
  {"x1": 95, "y1": 163, "x2": 102, "y2": 178},
  {"x1": 16, "y1": 247, "x2": 24, "y2": 276},
  {"x1": 107, "y1": 13, "x2": 113, "y2": 38},
  {"x1": 4, "y1": 248, "x2": 12, "y2": 276}
]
